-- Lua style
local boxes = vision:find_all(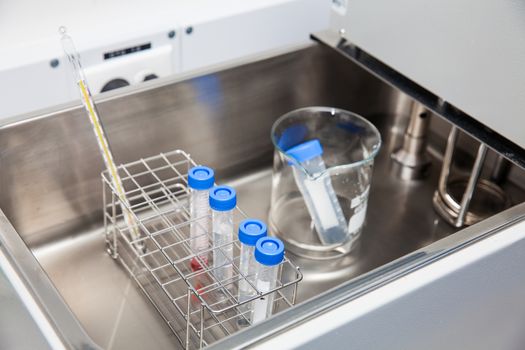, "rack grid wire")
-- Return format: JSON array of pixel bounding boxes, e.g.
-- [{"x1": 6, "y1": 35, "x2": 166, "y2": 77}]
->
[{"x1": 102, "y1": 149, "x2": 302, "y2": 349}]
